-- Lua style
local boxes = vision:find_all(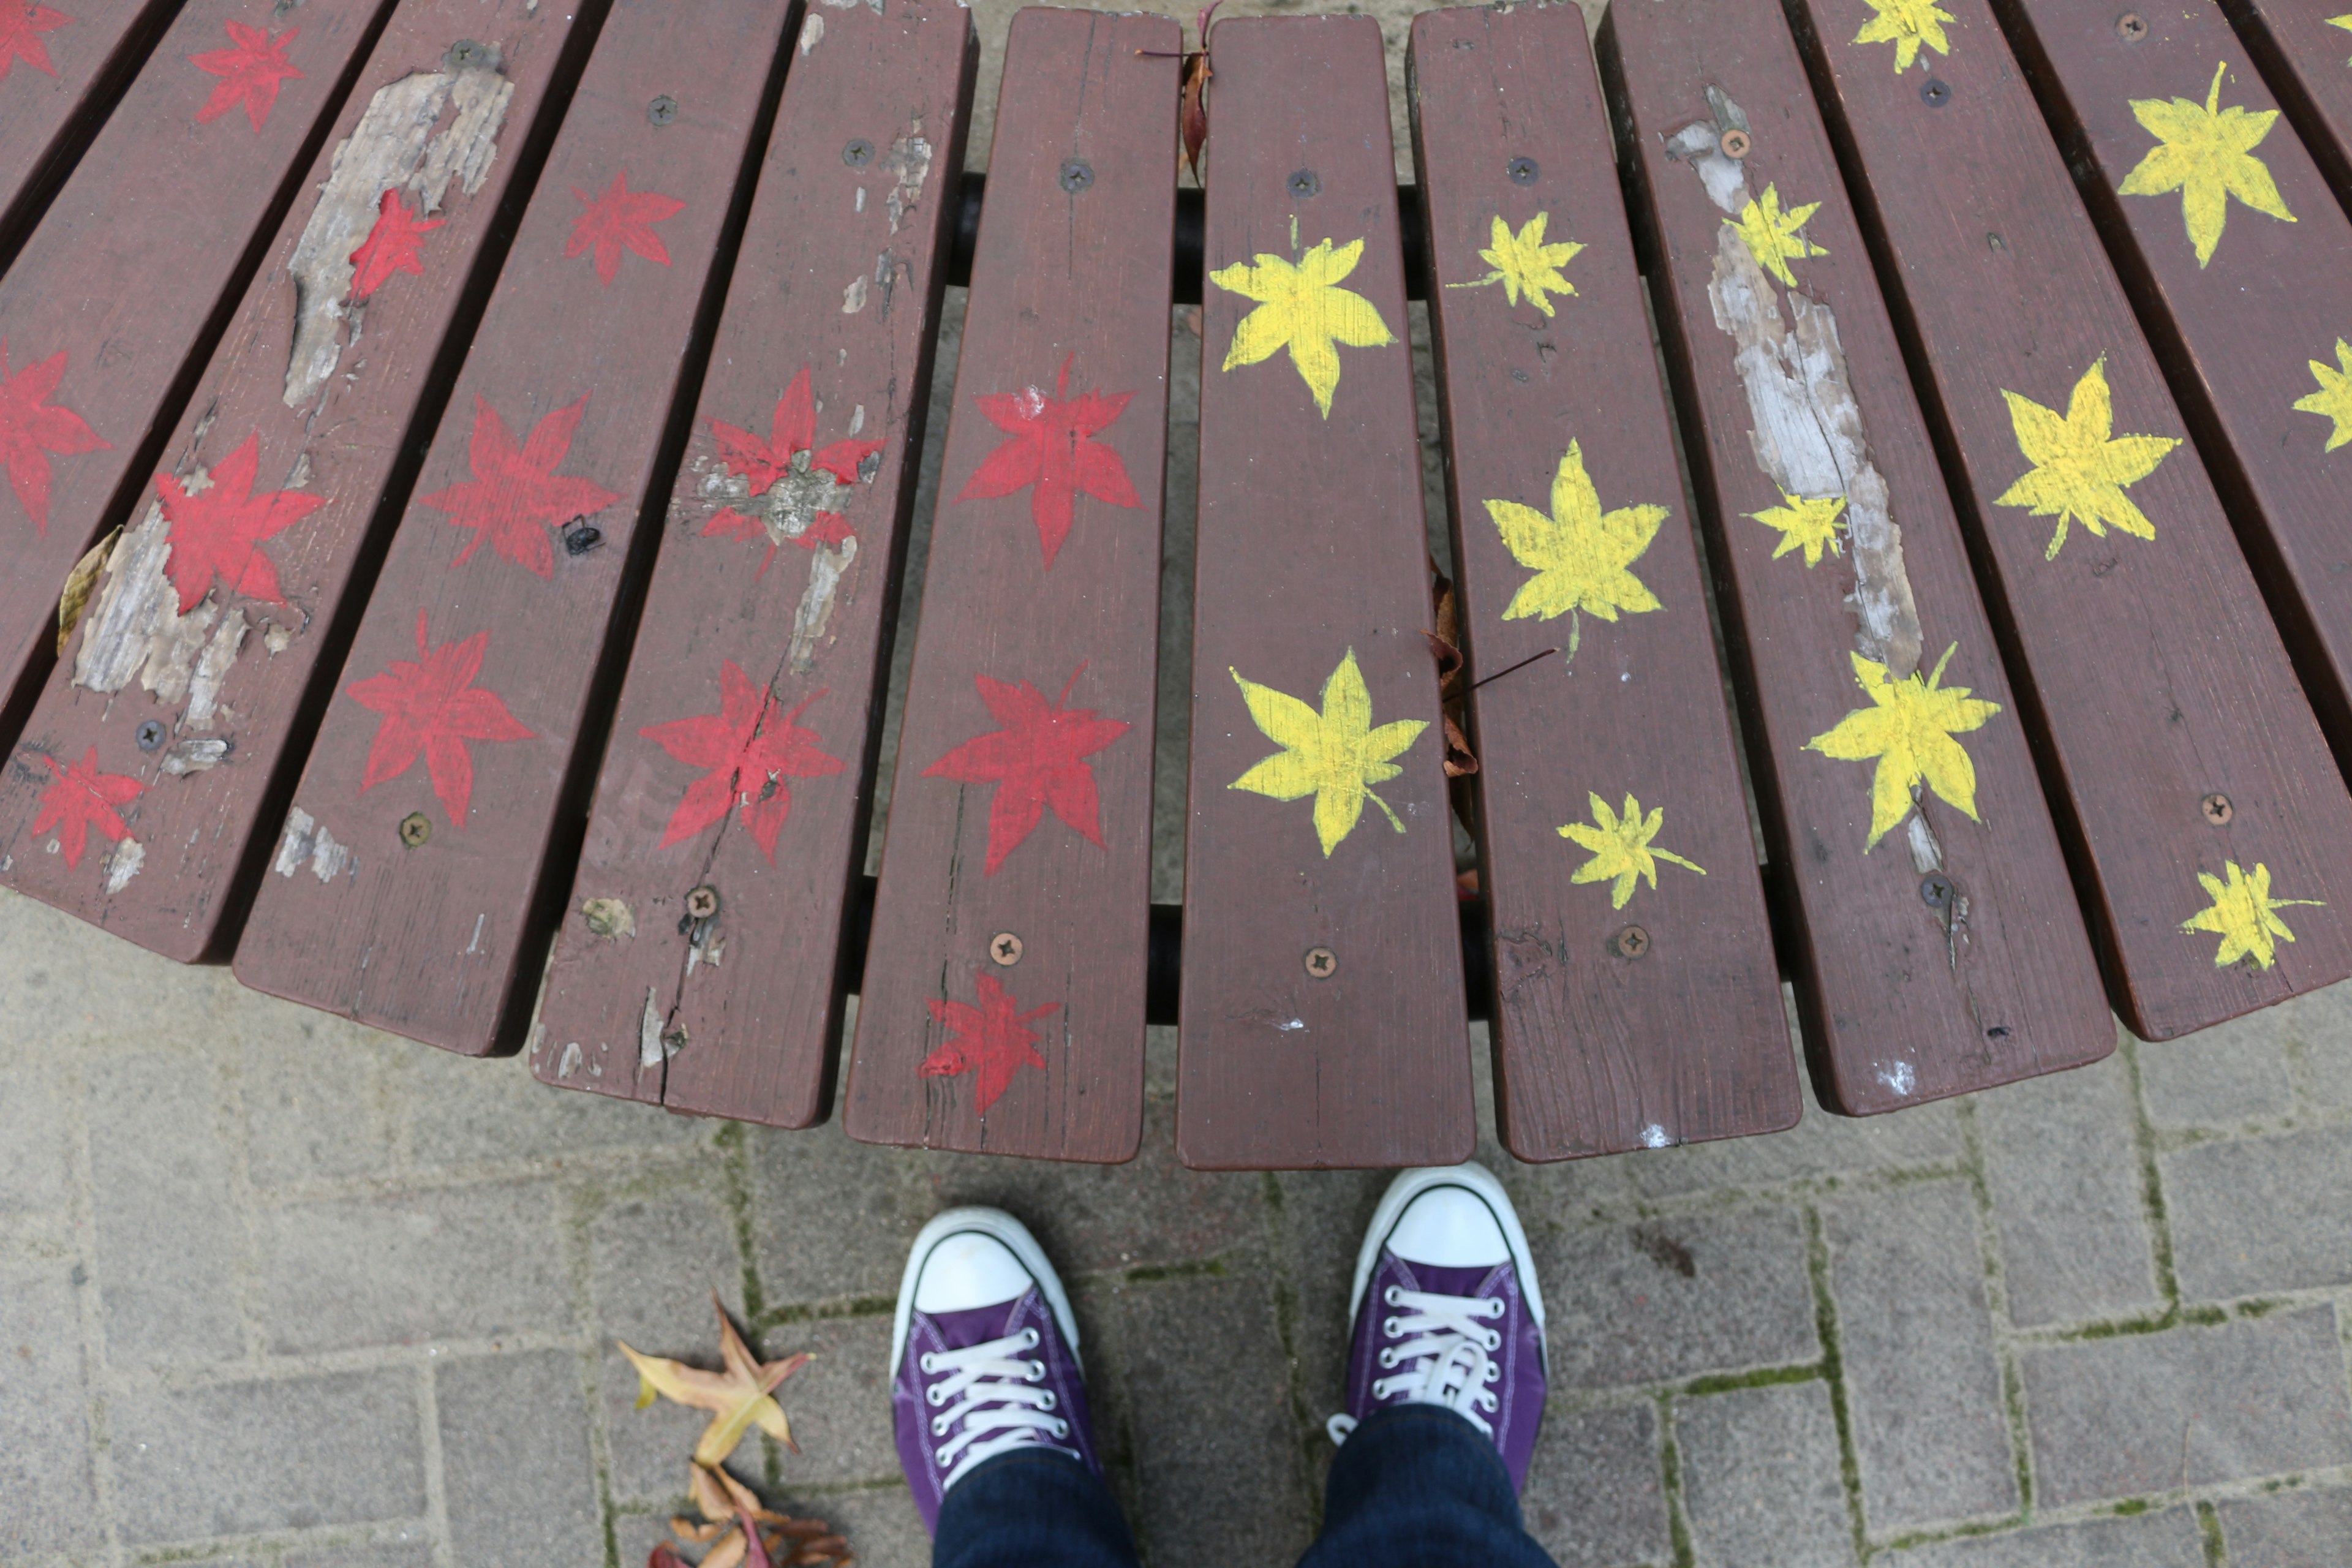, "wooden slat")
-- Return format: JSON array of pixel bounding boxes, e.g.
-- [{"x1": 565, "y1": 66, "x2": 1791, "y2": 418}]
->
[
  {"x1": 843, "y1": 9, "x2": 1177, "y2": 1162},
  {"x1": 2222, "y1": 1, "x2": 2352, "y2": 203},
  {"x1": 1793, "y1": 0, "x2": 2352, "y2": 1037},
  {"x1": 0, "y1": 0, "x2": 390, "y2": 732},
  {"x1": 1602, "y1": 1, "x2": 2113, "y2": 1112},
  {"x1": 1408, "y1": 4, "x2": 1798, "y2": 1161},
  {"x1": 232, "y1": 0, "x2": 800, "y2": 1049},
  {"x1": 0, "y1": 0, "x2": 180, "y2": 257},
  {"x1": 1178, "y1": 13, "x2": 1472, "y2": 1169},
  {"x1": 0, "y1": 0, "x2": 590, "y2": 959},
  {"x1": 529, "y1": 0, "x2": 974, "y2": 1122}
]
